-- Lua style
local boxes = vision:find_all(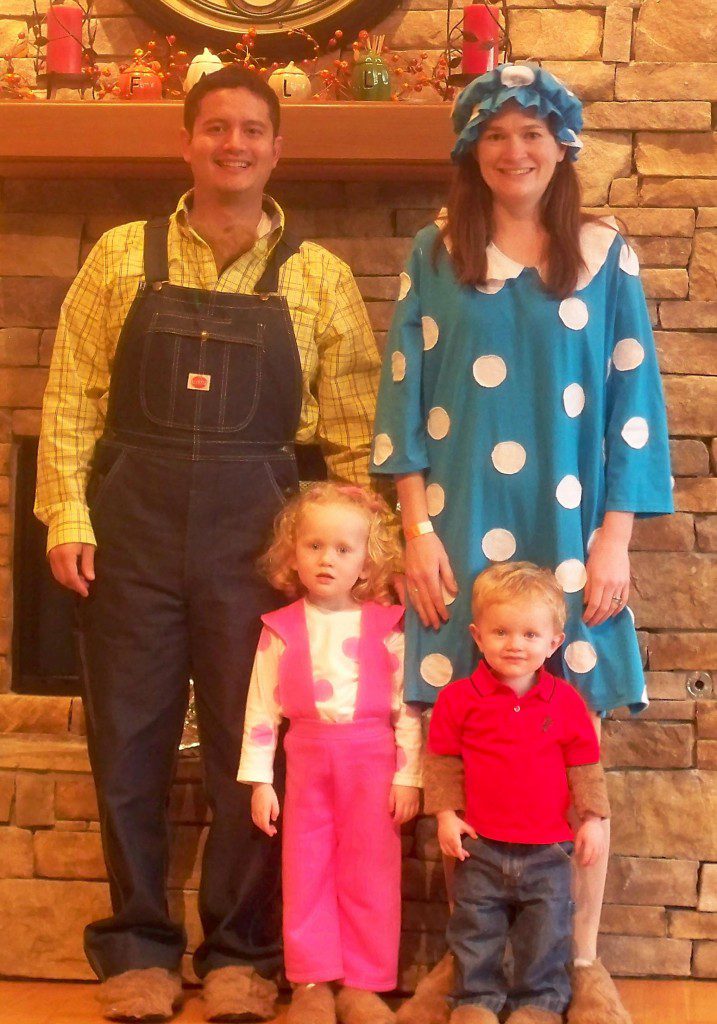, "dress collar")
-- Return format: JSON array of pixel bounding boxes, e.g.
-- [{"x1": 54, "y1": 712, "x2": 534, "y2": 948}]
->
[{"x1": 470, "y1": 659, "x2": 556, "y2": 702}]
